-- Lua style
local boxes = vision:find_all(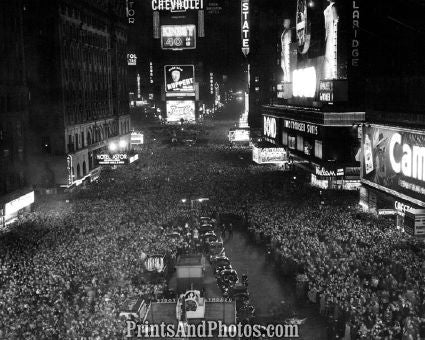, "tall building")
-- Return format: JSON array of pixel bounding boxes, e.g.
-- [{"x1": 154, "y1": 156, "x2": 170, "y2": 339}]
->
[
  {"x1": 24, "y1": 0, "x2": 130, "y2": 188},
  {"x1": 258, "y1": 0, "x2": 365, "y2": 190},
  {"x1": 0, "y1": 0, "x2": 33, "y2": 226},
  {"x1": 359, "y1": 0, "x2": 425, "y2": 232}
]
